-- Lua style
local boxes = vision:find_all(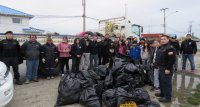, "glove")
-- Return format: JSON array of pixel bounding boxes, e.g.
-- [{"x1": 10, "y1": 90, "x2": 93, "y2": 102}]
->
[
  {"x1": 55, "y1": 58, "x2": 58, "y2": 62},
  {"x1": 42, "y1": 58, "x2": 45, "y2": 63}
]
